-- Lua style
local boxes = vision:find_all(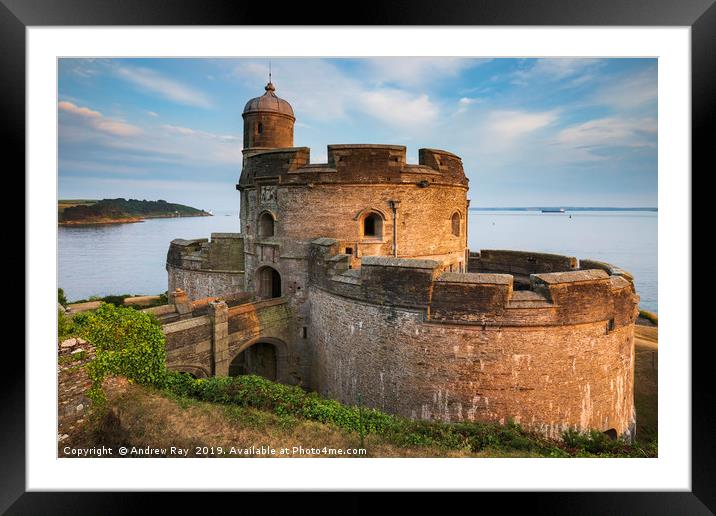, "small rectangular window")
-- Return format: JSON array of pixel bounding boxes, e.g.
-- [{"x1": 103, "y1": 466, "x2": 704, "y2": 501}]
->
[
  {"x1": 606, "y1": 318, "x2": 615, "y2": 334},
  {"x1": 345, "y1": 247, "x2": 353, "y2": 255},
  {"x1": 302, "y1": 327, "x2": 307, "y2": 339}
]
